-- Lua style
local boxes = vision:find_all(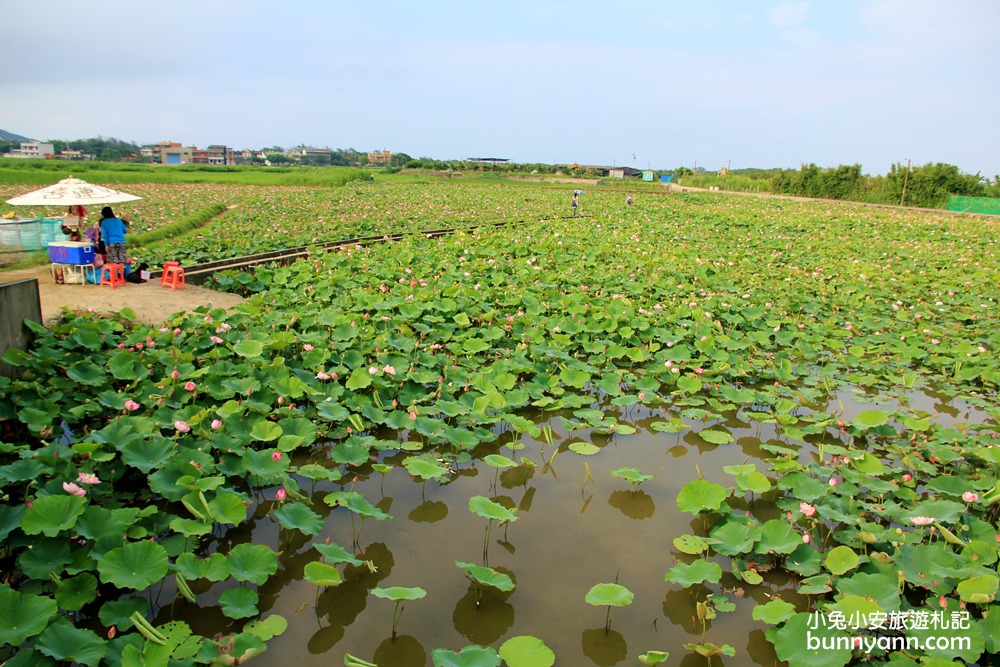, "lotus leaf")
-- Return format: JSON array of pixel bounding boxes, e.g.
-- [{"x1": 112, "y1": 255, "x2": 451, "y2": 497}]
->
[
  {"x1": 767, "y1": 613, "x2": 852, "y2": 667},
  {"x1": 21, "y1": 493, "x2": 86, "y2": 537},
  {"x1": 325, "y1": 491, "x2": 392, "y2": 520},
  {"x1": 468, "y1": 496, "x2": 517, "y2": 523},
  {"x1": 675, "y1": 479, "x2": 728, "y2": 514},
  {"x1": 98, "y1": 540, "x2": 169, "y2": 590},
  {"x1": 755, "y1": 520, "x2": 802, "y2": 556},
  {"x1": 175, "y1": 552, "x2": 230, "y2": 581},
  {"x1": 35, "y1": 620, "x2": 106, "y2": 666},
  {"x1": 824, "y1": 545, "x2": 860, "y2": 576},
  {"x1": 585, "y1": 582, "x2": 634, "y2": 607},
  {"x1": 498, "y1": 635, "x2": 555, "y2": 667},
  {"x1": 956, "y1": 574, "x2": 999, "y2": 604},
  {"x1": 709, "y1": 520, "x2": 761, "y2": 556},
  {"x1": 673, "y1": 534, "x2": 710, "y2": 555},
  {"x1": 638, "y1": 651, "x2": 670, "y2": 666},
  {"x1": 455, "y1": 561, "x2": 516, "y2": 592},
  {"x1": 431, "y1": 645, "x2": 501, "y2": 667},
  {"x1": 274, "y1": 502, "x2": 324, "y2": 536},
  {"x1": 55, "y1": 573, "x2": 98, "y2": 612},
  {"x1": 304, "y1": 562, "x2": 344, "y2": 587},
  {"x1": 17, "y1": 536, "x2": 72, "y2": 579},
  {"x1": 227, "y1": 543, "x2": 279, "y2": 585},
  {"x1": 372, "y1": 586, "x2": 426, "y2": 601},
  {"x1": 233, "y1": 339, "x2": 265, "y2": 358},
  {"x1": 853, "y1": 409, "x2": 889, "y2": 429},
  {"x1": 664, "y1": 560, "x2": 722, "y2": 586},
  {"x1": 314, "y1": 541, "x2": 365, "y2": 566},
  {"x1": 698, "y1": 429, "x2": 733, "y2": 445},
  {"x1": 0, "y1": 586, "x2": 58, "y2": 646},
  {"x1": 403, "y1": 455, "x2": 450, "y2": 480},
  {"x1": 220, "y1": 586, "x2": 260, "y2": 619}
]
